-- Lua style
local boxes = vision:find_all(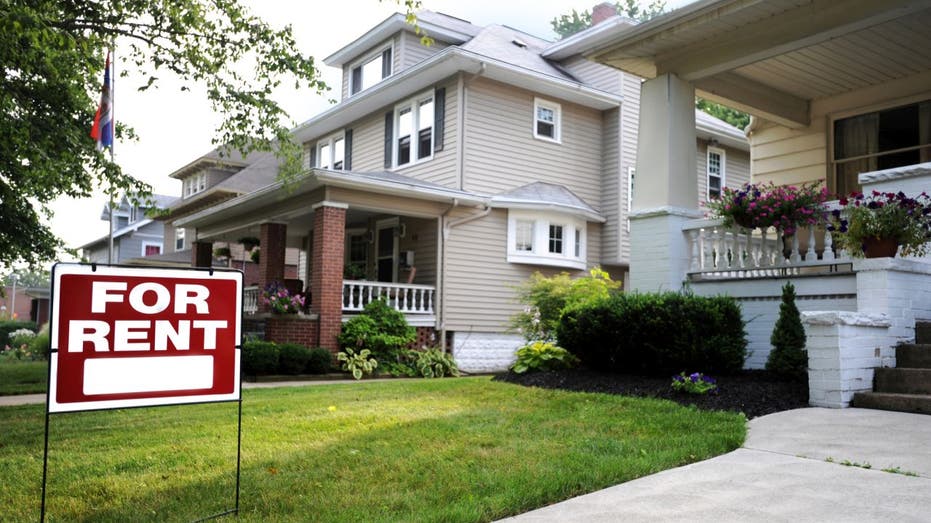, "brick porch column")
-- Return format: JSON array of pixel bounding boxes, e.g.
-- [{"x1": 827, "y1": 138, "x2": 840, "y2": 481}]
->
[
  {"x1": 311, "y1": 202, "x2": 347, "y2": 351},
  {"x1": 192, "y1": 241, "x2": 213, "y2": 268},
  {"x1": 259, "y1": 222, "x2": 287, "y2": 288}
]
